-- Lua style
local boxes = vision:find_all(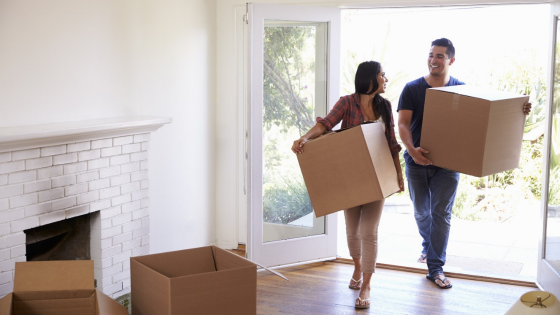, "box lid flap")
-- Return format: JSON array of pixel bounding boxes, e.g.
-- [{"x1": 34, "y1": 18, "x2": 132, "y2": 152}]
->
[
  {"x1": 430, "y1": 85, "x2": 525, "y2": 101},
  {"x1": 211, "y1": 246, "x2": 255, "y2": 271},
  {"x1": 132, "y1": 247, "x2": 217, "y2": 278},
  {"x1": 0, "y1": 293, "x2": 12, "y2": 314},
  {"x1": 96, "y1": 290, "x2": 129, "y2": 315},
  {"x1": 14, "y1": 261, "x2": 94, "y2": 292}
]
